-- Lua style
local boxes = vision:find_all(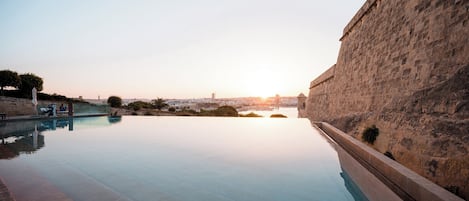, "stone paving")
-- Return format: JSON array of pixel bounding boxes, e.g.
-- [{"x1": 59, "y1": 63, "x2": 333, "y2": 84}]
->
[{"x1": 0, "y1": 178, "x2": 14, "y2": 201}]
